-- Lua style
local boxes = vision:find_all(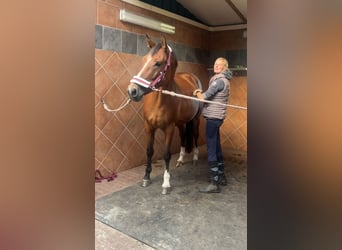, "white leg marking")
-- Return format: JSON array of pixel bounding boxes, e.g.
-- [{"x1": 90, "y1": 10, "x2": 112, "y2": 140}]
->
[
  {"x1": 193, "y1": 147, "x2": 199, "y2": 161},
  {"x1": 162, "y1": 170, "x2": 171, "y2": 189},
  {"x1": 176, "y1": 146, "x2": 186, "y2": 167}
]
